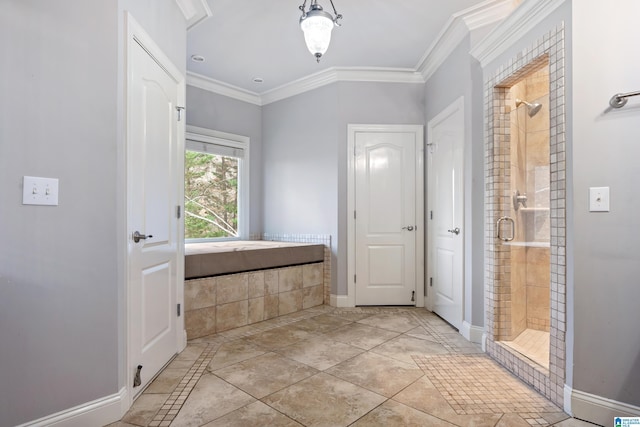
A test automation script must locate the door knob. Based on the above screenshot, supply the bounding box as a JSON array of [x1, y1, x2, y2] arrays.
[[402, 226, 415, 231], [447, 227, 460, 235], [132, 231, 153, 243]]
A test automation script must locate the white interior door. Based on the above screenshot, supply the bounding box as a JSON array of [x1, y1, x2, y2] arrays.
[[127, 16, 184, 398], [349, 125, 424, 306], [427, 98, 464, 329]]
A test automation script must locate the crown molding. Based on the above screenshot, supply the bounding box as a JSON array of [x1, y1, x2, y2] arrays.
[[470, 0, 566, 67], [186, 0, 521, 105], [175, 0, 213, 30], [260, 67, 424, 105], [187, 72, 262, 106], [416, 0, 515, 81]]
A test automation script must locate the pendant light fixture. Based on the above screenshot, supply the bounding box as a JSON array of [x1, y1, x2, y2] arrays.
[[299, 0, 342, 62]]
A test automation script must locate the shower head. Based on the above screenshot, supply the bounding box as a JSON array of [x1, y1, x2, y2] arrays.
[[515, 98, 543, 117]]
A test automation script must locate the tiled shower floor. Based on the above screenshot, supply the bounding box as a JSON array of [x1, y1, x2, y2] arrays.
[[109, 306, 590, 427], [502, 328, 550, 369]]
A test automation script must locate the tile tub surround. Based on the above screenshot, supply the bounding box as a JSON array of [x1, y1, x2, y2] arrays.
[[112, 306, 587, 427], [185, 263, 326, 338], [484, 24, 566, 406]]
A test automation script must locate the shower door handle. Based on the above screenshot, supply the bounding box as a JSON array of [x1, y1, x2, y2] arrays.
[[496, 216, 515, 242]]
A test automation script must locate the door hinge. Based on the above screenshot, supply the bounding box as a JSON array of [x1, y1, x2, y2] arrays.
[[176, 205, 181, 219], [176, 106, 185, 121], [430, 210, 433, 220], [354, 274, 356, 283], [354, 210, 356, 220], [429, 277, 433, 287], [177, 303, 181, 317]]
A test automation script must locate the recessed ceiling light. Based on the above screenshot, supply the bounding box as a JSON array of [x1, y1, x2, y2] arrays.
[[191, 55, 205, 62], [252, 77, 264, 83]]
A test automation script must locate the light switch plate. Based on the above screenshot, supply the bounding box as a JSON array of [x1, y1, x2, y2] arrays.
[[589, 186, 609, 212], [22, 176, 59, 206]]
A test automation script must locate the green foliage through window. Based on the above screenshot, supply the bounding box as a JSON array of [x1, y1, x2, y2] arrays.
[[184, 151, 238, 239]]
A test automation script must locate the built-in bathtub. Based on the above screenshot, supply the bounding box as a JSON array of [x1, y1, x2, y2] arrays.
[[184, 240, 329, 339]]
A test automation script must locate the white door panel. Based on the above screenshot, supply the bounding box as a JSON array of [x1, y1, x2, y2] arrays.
[[350, 126, 424, 306], [127, 17, 184, 398], [427, 98, 464, 329]]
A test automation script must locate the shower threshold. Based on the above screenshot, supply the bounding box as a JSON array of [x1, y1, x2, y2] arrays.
[[500, 328, 550, 370]]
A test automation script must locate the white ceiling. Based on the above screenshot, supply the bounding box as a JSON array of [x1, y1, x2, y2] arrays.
[[186, 0, 499, 94]]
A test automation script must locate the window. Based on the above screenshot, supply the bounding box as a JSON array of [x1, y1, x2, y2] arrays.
[[184, 126, 249, 241]]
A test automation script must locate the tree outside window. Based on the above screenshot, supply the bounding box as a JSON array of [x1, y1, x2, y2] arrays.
[[184, 150, 239, 239]]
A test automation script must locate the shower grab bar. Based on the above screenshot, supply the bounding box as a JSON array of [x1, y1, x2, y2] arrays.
[[496, 216, 515, 242], [609, 90, 640, 108]]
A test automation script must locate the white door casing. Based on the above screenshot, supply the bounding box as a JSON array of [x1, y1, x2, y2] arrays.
[[347, 124, 424, 307], [125, 14, 185, 401], [427, 97, 464, 329]]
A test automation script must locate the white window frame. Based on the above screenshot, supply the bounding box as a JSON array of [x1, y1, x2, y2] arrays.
[[184, 125, 250, 242]]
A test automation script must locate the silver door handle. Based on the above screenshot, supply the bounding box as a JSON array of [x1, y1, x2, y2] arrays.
[[133, 231, 153, 243], [447, 227, 460, 235], [402, 225, 415, 231], [496, 216, 514, 241]]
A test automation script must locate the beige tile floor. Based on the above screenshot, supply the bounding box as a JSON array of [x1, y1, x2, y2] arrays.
[[109, 306, 595, 427]]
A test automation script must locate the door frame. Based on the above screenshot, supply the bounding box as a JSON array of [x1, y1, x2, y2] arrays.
[[347, 124, 425, 308], [123, 12, 186, 407], [425, 97, 464, 325]]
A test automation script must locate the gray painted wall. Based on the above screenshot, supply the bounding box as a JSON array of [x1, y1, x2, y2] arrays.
[[571, 0, 640, 410], [262, 82, 425, 294], [423, 34, 486, 329], [262, 85, 340, 290], [0, 1, 185, 425], [186, 86, 263, 234]]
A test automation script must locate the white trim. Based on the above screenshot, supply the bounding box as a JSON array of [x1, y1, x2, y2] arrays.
[[347, 124, 425, 308], [175, 0, 213, 30], [481, 332, 488, 352], [460, 321, 484, 344], [330, 294, 351, 308], [15, 388, 127, 427], [470, 0, 566, 67], [564, 384, 573, 415], [184, 126, 251, 240], [571, 388, 640, 426], [416, 0, 514, 80], [261, 67, 424, 105], [187, 72, 262, 106], [188, 68, 423, 107]]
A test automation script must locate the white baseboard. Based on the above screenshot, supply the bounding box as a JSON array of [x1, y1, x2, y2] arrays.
[[564, 384, 572, 415], [460, 321, 484, 344], [16, 387, 128, 427], [330, 294, 351, 307], [571, 387, 640, 426], [481, 332, 487, 352]]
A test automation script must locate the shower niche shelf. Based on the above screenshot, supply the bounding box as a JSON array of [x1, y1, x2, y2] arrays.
[[517, 207, 550, 213], [504, 241, 550, 248]]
